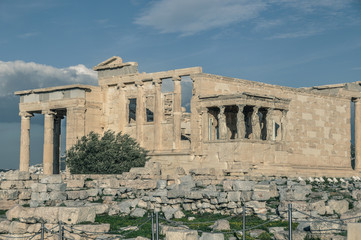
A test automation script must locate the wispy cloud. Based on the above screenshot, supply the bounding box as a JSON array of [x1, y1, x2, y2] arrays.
[[267, 28, 322, 39], [134, 0, 267, 36], [134, 0, 355, 38], [18, 32, 38, 39]]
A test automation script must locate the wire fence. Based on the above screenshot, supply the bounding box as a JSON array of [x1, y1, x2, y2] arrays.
[[0, 203, 360, 240]]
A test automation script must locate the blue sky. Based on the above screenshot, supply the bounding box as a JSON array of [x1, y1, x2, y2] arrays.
[[0, 0, 360, 169]]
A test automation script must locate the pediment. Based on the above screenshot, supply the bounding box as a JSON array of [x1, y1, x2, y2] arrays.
[[93, 56, 125, 71]]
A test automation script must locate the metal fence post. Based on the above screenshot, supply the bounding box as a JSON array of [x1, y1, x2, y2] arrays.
[[59, 221, 62, 240], [41, 222, 44, 240], [288, 203, 293, 240], [243, 205, 246, 240], [156, 211, 159, 240], [151, 212, 155, 240]]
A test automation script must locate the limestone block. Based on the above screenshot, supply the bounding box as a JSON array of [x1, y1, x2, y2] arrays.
[[85, 188, 100, 197], [240, 191, 252, 202], [162, 206, 177, 220], [47, 183, 66, 192], [90, 204, 109, 215], [341, 208, 361, 223], [98, 179, 120, 188], [247, 201, 266, 215], [108, 201, 132, 215], [130, 208, 147, 217], [168, 189, 185, 199], [0, 190, 19, 200], [66, 179, 85, 188], [222, 181, 233, 191], [66, 190, 88, 200], [4, 171, 30, 181], [232, 181, 255, 191], [137, 199, 148, 208], [348, 223, 361, 240], [202, 190, 219, 199], [165, 229, 198, 240], [31, 183, 47, 192], [210, 219, 230, 231], [252, 189, 271, 200], [0, 199, 16, 210], [185, 191, 203, 200], [227, 192, 241, 202], [200, 233, 224, 240], [31, 192, 50, 201], [40, 175, 62, 184], [34, 207, 59, 223], [103, 188, 118, 196], [58, 207, 96, 224], [0, 220, 10, 233], [157, 180, 167, 189], [0, 180, 24, 189], [308, 200, 326, 215], [352, 190, 361, 200], [174, 210, 185, 219], [27, 223, 41, 233], [19, 190, 31, 200], [49, 191, 67, 201], [123, 180, 157, 190], [9, 221, 28, 234], [327, 199, 349, 214], [249, 229, 267, 238]]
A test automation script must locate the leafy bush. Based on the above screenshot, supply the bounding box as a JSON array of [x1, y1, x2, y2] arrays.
[[66, 131, 149, 174]]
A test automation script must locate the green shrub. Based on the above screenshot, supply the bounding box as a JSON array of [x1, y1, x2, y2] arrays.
[[66, 131, 149, 174]]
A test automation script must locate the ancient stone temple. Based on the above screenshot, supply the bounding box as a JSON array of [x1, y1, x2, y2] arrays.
[[14, 56, 361, 176]]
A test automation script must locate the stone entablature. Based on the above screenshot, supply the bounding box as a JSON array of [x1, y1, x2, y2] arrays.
[[13, 56, 361, 177]]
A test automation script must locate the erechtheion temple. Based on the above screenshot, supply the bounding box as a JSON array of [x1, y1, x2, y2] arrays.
[[14, 57, 361, 177]]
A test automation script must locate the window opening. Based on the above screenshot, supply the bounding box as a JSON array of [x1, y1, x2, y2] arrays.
[[128, 98, 137, 123], [145, 96, 154, 122], [208, 107, 220, 140]]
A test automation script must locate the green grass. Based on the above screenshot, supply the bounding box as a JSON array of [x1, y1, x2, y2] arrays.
[[0, 210, 7, 216], [95, 211, 298, 239]]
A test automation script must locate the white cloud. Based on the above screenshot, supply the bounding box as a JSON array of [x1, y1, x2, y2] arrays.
[[134, 0, 354, 37], [0, 60, 97, 97], [267, 28, 322, 39], [135, 0, 267, 36]]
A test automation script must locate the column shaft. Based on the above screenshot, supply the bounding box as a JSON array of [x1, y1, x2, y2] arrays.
[[136, 83, 145, 146], [43, 111, 55, 175], [266, 109, 274, 140], [237, 105, 245, 139], [218, 106, 227, 140], [252, 107, 261, 139], [355, 100, 361, 170], [154, 80, 163, 150], [173, 77, 182, 150], [19, 112, 33, 172]]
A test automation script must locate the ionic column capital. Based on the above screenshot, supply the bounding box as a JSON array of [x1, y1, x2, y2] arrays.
[[172, 76, 181, 81], [19, 112, 33, 118], [42, 110, 57, 116]]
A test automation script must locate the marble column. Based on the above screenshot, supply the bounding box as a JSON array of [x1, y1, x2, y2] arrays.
[[136, 81, 145, 146], [218, 106, 227, 140], [43, 110, 56, 175], [237, 105, 245, 139], [19, 112, 33, 172], [266, 108, 274, 140], [355, 99, 361, 170], [154, 79, 163, 151], [281, 110, 288, 141], [173, 76, 182, 150], [251, 106, 261, 139], [118, 83, 127, 131]]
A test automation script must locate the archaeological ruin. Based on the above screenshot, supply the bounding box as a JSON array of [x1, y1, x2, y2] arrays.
[[14, 56, 361, 177]]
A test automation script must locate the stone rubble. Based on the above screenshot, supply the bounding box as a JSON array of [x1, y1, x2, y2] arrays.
[[1, 165, 361, 239]]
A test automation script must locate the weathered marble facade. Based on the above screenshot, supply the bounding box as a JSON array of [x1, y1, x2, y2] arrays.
[[14, 56, 361, 176]]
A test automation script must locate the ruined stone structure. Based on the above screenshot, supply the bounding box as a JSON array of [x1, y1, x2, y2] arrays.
[[14, 56, 361, 176]]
